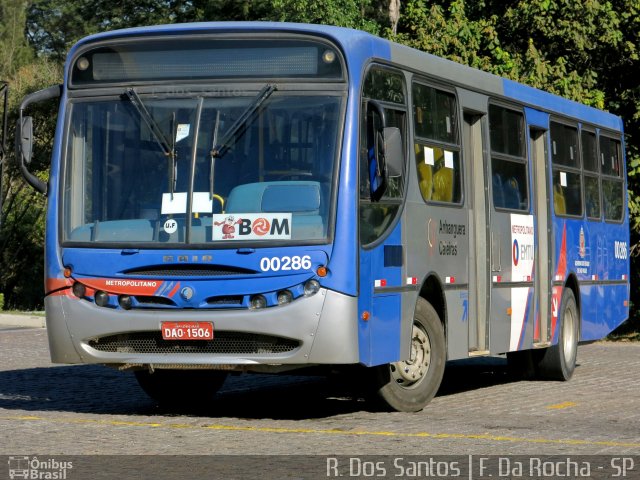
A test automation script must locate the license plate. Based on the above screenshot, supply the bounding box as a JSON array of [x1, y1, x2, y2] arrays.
[[161, 322, 214, 340]]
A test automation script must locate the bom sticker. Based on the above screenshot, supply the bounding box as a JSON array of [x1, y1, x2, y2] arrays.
[[211, 213, 292, 241], [252, 218, 271, 236]]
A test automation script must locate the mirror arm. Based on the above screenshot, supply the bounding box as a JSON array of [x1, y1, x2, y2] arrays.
[[367, 100, 387, 129], [17, 84, 62, 194]]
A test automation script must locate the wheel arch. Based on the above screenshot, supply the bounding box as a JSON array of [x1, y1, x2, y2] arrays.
[[418, 273, 447, 342]]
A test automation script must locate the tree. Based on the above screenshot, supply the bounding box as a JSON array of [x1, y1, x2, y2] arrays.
[[0, 0, 32, 76], [10, 0, 640, 326], [393, 0, 640, 329], [26, 0, 192, 61]]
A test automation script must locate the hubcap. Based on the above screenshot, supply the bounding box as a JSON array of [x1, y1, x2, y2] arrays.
[[562, 304, 576, 365], [390, 323, 431, 387]]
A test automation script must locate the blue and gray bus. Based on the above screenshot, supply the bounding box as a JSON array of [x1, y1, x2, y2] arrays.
[[17, 23, 630, 411]]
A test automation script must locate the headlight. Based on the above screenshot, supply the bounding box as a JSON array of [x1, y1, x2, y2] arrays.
[[94, 290, 109, 307], [118, 295, 133, 310], [72, 282, 86, 298], [249, 295, 267, 310], [277, 290, 293, 305], [304, 280, 320, 296]]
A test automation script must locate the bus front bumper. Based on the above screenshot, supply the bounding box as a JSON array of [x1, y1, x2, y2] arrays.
[[44, 288, 359, 368]]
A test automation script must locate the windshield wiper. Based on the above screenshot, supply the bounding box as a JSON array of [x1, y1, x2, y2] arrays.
[[124, 88, 178, 196], [209, 110, 220, 201], [210, 84, 277, 159]]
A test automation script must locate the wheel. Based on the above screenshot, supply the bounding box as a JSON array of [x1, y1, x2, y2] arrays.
[[134, 369, 228, 406], [370, 298, 446, 412], [537, 288, 579, 380]]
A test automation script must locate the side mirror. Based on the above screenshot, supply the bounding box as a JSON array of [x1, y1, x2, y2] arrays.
[[16, 84, 62, 195], [383, 126, 404, 177], [366, 101, 405, 201], [367, 100, 387, 202], [18, 116, 33, 165]]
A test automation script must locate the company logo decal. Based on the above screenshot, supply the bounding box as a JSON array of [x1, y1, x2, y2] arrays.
[[437, 219, 466, 256], [574, 226, 590, 275], [180, 286, 194, 301], [212, 213, 292, 241], [510, 214, 534, 282]]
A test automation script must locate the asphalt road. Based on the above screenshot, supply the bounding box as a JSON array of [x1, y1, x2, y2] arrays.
[[0, 321, 638, 478]]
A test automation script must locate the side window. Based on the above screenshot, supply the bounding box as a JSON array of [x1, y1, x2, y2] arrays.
[[412, 82, 461, 204], [600, 135, 624, 222], [359, 67, 407, 246], [550, 121, 582, 217], [489, 105, 528, 211], [582, 130, 601, 220]]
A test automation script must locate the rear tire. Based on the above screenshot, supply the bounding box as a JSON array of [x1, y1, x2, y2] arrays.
[[537, 288, 579, 380], [370, 298, 446, 412], [134, 369, 228, 406], [506, 349, 537, 380]]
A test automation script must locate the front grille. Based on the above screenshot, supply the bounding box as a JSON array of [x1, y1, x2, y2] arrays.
[[134, 296, 176, 307], [205, 295, 244, 306], [123, 264, 257, 277], [87, 331, 300, 355]]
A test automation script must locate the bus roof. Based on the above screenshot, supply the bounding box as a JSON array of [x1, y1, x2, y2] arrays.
[[66, 22, 623, 132]]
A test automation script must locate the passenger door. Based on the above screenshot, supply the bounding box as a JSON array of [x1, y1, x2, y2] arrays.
[[463, 111, 490, 355], [358, 66, 408, 366], [487, 104, 535, 353]]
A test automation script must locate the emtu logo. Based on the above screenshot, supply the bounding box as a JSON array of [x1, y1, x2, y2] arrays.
[[513, 239, 520, 266]]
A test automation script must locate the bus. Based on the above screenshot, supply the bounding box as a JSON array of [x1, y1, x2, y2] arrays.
[[16, 22, 630, 412]]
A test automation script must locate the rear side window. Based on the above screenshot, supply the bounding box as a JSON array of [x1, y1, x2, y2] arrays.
[[582, 130, 600, 220], [600, 135, 624, 222]]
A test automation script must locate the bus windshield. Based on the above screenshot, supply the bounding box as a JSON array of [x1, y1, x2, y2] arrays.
[[62, 91, 342, 245]]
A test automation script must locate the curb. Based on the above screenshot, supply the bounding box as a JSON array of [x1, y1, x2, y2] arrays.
[[0, 313, 46, 328]]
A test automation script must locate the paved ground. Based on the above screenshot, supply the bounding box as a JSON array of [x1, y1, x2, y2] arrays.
[[0, 317, 638, 462], [0, 316, 640, 454]]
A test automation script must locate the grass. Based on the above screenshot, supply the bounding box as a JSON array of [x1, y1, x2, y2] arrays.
[[606, 318, 640, 342]]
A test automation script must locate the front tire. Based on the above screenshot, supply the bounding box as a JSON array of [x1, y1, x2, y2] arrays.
[[134, 369, 228, 406], [371, 298, 446, 412]]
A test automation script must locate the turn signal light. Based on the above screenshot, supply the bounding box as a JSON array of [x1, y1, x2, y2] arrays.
[[316, 266, 328, 277]]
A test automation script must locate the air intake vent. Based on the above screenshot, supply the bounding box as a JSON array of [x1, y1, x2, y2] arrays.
[[134, 296, 176, 307], [123, 264, 257, 277], [205, 295, 244, 306], [87, 331, 299, 355]]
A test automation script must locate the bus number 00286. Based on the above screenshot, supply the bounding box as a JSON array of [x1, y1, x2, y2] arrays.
[[260, 255, 312, 272]]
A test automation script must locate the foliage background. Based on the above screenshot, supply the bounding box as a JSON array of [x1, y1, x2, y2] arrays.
[[0, 0, 637, 331]]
